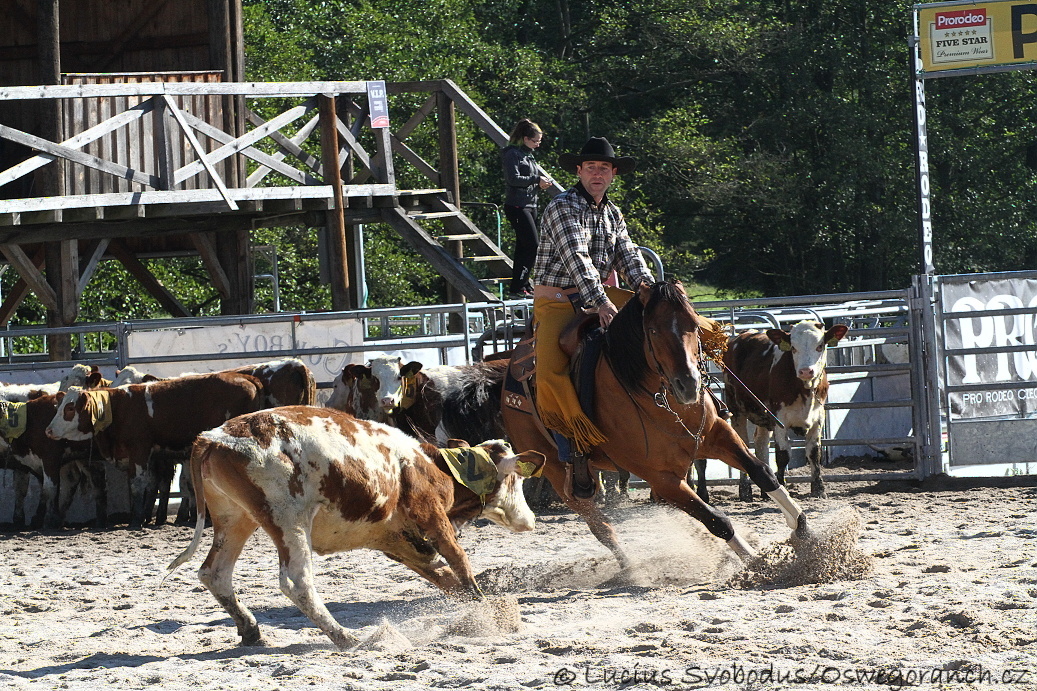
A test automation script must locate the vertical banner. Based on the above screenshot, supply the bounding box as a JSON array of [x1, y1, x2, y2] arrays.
[[912, 41, 935, 275], [366, 80, 390, 128]]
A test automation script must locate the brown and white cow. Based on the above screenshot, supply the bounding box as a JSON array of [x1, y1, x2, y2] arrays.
[[1, 363, 98, 527], [2, 394, 104, 529], [325, 363, 380, 420], [712, 320, 848, 500], [45, 372, 265, 527], [227, 358, 317, 408], [326, 357, 454, 440], [166, 406, 545, 649]]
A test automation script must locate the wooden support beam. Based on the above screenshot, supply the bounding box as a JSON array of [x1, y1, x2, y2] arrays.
[[396, 94, 437, 142], [245, 109, 321, 186], [0, 123, 163, 190], [0, 248, 45, 327], [390, 133, 439, 183], [153, 97, 175, 190], [78, 239, 110, 296], [440, 79, 509, 147], [180, 108, 321, 185], [215, 229, 253, 315], [190, 231, 232, 300], [162, 95, 238, 210], [437, 90, 460, 203], [0, 243, 58, 311], [0, 102, 152, 190], [171, 98, 311, 191], [56, 240, 79, 325], [379, 207, 495, 302], [108, 239, 192, 318], [319, 95, 353, 311]]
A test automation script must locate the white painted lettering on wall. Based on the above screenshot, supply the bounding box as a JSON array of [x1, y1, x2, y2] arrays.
[[951, 293, 1037, 384]]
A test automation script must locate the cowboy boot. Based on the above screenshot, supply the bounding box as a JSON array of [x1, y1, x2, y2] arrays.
[[570, 451, 596, 500]]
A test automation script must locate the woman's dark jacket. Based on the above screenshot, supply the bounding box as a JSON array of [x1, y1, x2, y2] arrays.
[[502, 145, 542, 208]]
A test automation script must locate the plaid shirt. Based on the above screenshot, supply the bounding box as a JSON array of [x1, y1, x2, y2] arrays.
[[532, 183, 655, 308]]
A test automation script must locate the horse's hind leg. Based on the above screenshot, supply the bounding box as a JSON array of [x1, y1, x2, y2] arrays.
[[541, 459, 631, 568], [646, 471, 754, 559]]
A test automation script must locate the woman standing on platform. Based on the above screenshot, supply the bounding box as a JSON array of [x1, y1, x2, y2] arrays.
[[502, 118, 552, 299]]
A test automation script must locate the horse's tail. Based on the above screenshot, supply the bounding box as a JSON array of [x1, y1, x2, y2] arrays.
[[440, 361, 509, 444]]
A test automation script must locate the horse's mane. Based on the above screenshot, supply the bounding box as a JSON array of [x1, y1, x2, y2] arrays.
[[605, 280, 696, 395]]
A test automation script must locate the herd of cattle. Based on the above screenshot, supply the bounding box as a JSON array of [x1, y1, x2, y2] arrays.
[[0, 355, 512, 531], [1, 319, 847, 536], [0, 321, 849, 649]]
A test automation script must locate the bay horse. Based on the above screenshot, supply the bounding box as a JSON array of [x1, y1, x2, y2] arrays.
[[501, 280, 812, 566]]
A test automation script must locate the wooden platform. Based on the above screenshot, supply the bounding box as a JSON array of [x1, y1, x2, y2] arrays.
[[0, 80, 528, 337]]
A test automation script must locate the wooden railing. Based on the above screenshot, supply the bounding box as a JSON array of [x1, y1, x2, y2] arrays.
[[0, 80, 396, 216], [0, 78, 523, 217]]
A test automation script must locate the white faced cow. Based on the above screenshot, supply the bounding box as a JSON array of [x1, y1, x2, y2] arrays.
[[326, 356, 458, 441], [166, 406, 545, 649], [718, 321, 848, 500], [45, 372, 265, 527]]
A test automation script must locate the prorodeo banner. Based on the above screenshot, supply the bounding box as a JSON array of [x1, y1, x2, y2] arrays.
[[917, 0, 1037, 74]]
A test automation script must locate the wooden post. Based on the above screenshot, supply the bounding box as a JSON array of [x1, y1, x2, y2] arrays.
[[319, 94, 353, 311], [341, 97, 365, 308], [436, 87, 461, 205], [38, 0, 75, 360], [437, 87, 464, 331]]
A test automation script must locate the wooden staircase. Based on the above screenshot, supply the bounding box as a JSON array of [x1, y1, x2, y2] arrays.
[[381, 189, 513, 302]]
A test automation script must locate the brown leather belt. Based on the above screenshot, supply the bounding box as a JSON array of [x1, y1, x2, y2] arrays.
[[533, 285, 581, 301]]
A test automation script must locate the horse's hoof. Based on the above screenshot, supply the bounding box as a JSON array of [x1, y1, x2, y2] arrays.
[[811, 482, 827, 499], [793, 513, 815, 540]]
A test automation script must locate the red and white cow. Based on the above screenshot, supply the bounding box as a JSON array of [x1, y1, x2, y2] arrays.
[[228, 358, 317, 408], [1, 363, 97, 527], [719, 321, 848, 500], [45, 372, 265, 527], [2, 394, 103, 529], [166, 406, 545, 649], [327, 357, 455, 440], [325, 363, 381, 420]]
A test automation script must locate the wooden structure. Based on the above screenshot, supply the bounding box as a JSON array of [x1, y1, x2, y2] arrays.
[[0, 1, 516, 360]]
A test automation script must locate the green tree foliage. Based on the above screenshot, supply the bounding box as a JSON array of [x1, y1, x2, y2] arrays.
[[8, 0, 1036, 327]]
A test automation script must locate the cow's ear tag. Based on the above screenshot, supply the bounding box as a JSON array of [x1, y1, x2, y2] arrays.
[[516, 459, 542, 478], [826, 337, 841, 348], [359, 377, 373, 390], [778, 340, 792, 352], [400, 374, 418, 409]]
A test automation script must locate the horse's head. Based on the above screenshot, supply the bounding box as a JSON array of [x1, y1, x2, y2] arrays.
[[609, 279, 706, 405]]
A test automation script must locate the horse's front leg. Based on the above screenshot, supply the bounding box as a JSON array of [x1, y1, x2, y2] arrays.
[[642, 469, 754, 559], [704, 420, 811, 538]]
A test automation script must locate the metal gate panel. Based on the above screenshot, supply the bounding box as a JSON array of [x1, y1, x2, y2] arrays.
[[937, 270, 1037, 472]]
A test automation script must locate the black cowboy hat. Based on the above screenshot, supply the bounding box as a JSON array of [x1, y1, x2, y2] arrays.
[[557, 137, 636, 175]]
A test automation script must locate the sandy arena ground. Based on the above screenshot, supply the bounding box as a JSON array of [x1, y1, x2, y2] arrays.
[[2, 473, 1036, 691]]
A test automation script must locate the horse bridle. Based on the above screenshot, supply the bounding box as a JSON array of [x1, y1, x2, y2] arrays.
[[642, 308, 710, 447], [644, 307, 785, 431], [600, 298, 711, 462]]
